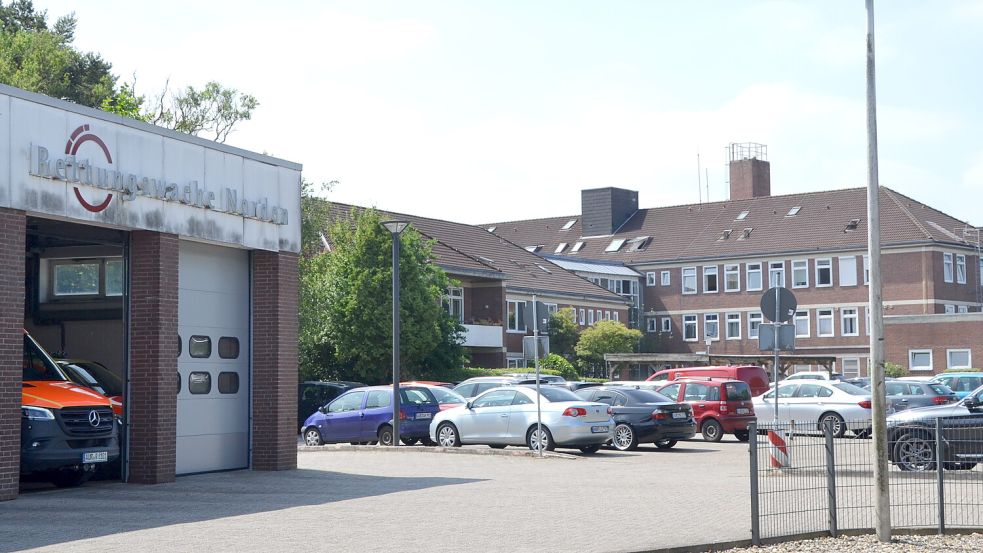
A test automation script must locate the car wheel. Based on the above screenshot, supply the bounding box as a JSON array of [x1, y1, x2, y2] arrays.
[[655, 439, 677, 449], [734, 430, 750, 442], [701, 419, 723, 442], [527, 426, 555, 452], [612, 423, 639, 451], [400, 437, 419, 446], [489, 444, 507, 449], [818, 412, 846, 438], [378, 425, 394, 446], [50, 468, 92, 488], [436, 423, 461, 447], [893, 432, 936, 472], [303, 427, 323, 446]]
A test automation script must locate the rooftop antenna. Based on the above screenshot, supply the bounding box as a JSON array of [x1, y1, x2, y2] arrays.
[[697, 151, 703, 204]]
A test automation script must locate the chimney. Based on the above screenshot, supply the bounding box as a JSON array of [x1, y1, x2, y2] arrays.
[[728, 142, 770, 200], [581, 187, 638, 236]]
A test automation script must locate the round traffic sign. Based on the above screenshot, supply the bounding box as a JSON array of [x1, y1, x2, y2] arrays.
[[760, 287, 797, 323]]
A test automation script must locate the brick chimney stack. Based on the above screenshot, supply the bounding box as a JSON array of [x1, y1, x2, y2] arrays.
[[728, 143, 770, 200]]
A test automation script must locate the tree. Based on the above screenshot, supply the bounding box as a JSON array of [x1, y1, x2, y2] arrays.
[[546, 307, 579, 358], [883, 362, 907, 378], [143, 80, 259, 143], [575, 320, 642, 375], [540, 353, 578, 380]]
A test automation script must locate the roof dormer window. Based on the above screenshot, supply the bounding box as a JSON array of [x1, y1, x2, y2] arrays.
[[561, 219, 577, 230], [554, 243, 567, 253], [605, 238, 626, 252], [736, 210, 750, 221]]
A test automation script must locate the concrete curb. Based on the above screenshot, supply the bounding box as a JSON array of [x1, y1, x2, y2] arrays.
[[297, 443, 580, 460]]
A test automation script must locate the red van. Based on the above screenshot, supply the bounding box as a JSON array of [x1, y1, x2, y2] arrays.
[[646, 365, 770, 397]]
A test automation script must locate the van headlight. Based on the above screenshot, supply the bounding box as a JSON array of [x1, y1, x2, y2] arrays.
[[22, 406, 55, 420]]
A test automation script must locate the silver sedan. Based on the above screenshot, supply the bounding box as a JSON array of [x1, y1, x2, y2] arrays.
[[752, 380, 874, 438], [429, 385, 614, 453]]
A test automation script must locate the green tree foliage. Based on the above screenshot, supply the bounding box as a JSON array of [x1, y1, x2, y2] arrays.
[[143, 80, 259, 143], [539, 353, 578, 380], [883, 362, 907, 378], [546, 307, 579, 358], [575, 320, 642, 373]]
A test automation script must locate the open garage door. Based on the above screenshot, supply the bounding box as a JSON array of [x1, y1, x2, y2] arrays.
[[177, 241, 250, 474]]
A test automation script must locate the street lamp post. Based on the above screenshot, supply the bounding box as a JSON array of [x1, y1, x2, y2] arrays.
[[381, 220, 409, 446]]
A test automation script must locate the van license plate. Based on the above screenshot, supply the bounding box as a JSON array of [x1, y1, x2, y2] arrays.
[[591, 426, 608, 433], [672, 412, 686, 419], [415, 413, 432, 420], [82, 452, 108, 463]]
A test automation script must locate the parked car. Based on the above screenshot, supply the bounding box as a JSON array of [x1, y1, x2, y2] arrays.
[[845, 377, 871, 389], [646, 365, 770, 396], [551, 381, 604, 392], [406, 383, 467, 411], [430, 385, 614, 453], [604, 380, 664, 392], [503, 373, 567, 383], [656, 379, 755, 442], [298, 381, 366, 431], [574, 386, 694, 450], [301, 385, 440, 447], [403, 380, 454, 388], [56, 359, 124, 416], [885, 380, 958, 412], [752, 381, 873, 438], [887, 384, 983, 471], [452, 377, 523, 400], [931, 373, 983, 400], [784, 371, 845, 382]]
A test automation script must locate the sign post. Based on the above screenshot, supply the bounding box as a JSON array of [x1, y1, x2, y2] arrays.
[[532, 295, 543, 458], [760, 286, 797, 420]]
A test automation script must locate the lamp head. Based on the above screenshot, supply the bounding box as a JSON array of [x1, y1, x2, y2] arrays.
[[381, 220, 409, 234]]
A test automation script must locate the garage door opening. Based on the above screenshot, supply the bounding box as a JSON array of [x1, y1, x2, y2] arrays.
[[24, 217, 127, 486]]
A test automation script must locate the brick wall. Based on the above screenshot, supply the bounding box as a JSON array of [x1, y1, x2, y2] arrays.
[[0, 209, 25, 501], [252, 251, 299, 471], [885, 314, 983, 374], [127, 231, 179, 484]]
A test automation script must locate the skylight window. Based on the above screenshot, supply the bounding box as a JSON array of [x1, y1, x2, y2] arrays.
[[845, 219, 861, 232], [561, 219, 577, 230], [554, 243, 567, 253], [737, 227, 754, 240], [525, 245, 542, 253], [477, 256, 495, 264], [536, 264, 552, 274], [736, 210, 750, 221], [605, 238, 626, 252], [487, 226, 497, 233], [718, 229, 733, 241], [626, 236, 651, 252], [786, 206, 801, 217], [571, 241, 585, 253]]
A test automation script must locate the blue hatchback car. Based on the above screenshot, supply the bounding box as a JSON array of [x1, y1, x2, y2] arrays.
[[302, 385, 440, 447]]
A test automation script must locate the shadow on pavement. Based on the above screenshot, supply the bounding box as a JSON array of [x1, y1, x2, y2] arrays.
[[0, 469, 484, 552]]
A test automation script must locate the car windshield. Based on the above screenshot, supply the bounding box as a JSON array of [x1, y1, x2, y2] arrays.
[[428, 386, 464, 404], [524, 386, 580, 402], [831, 382, 869, 396], [23, 335, 68, 382], [63, 361, 123, 397]]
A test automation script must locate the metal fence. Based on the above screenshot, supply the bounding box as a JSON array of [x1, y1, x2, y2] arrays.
[[749, 415, 983, 544]]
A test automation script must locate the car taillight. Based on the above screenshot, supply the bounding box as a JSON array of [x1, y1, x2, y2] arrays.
[[399, 410, 407, 421], [858, 400, 872, 409], [720, 403, 729, 413], [651, 409, 668, 420], [933, 396, 953, 405], [562, 407, 587, 417]]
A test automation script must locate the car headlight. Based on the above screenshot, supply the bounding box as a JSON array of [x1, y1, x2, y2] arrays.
[[22, 406, 55, 420]]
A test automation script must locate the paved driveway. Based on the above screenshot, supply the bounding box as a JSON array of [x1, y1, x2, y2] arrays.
[[0, 439, 752, 553]]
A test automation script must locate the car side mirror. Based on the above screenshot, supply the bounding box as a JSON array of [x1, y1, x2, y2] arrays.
[[318, 406, 327, 414], [965, 398, 982, 410], [466, 401, 473, 410]]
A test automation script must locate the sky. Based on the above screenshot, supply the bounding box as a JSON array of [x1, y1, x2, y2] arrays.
[[36, 0, 983, 227]]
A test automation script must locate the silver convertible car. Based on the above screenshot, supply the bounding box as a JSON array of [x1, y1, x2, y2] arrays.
[[429, 385, 614, 453]]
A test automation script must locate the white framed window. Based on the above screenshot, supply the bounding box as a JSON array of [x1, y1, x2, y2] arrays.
[[839, 256, 858, 287], [554, 243, 567, 254], [661, 317, 672, 333], [604, 310, 611, 320], [596, 309, 602, 323], [704, 313, 719, 341], [661, 270, 670, 287], [445, 287, 464, 322], [956, 254, 967, 284], [947, 349, 972, 369], [841, 358, 860, 378], [815, 258, 832, 287], [506, 358, 526, 369], [646, 272, 657, 286], [613, 311, 620, 322], [768, 261, 785, 288], [571, 241, 585, 253], [703, 266, 719, 293], [748, 312, 762, 339], [726, 313, 741, 340], [794, 310, 810, 338], [746, 263, 763, 291], [817, 309, 834, 337], [682, 267, 697, 294], [945, 304, 956, 314], [507, 300, 526, 332], [646, 318, 658, 332], [841, 307, 859, 336], [943, 252, 954, 283], [588, 309, 595, 325], [579, 308, 586, 325], [863, 255, 870, 285], [865, 307, 871, 336], [724, 264, 740, 292], [791, 260, 808, 288], [683, 315, 698, 341], [909, 349, 933, 372], [958, 305, 969, 314]]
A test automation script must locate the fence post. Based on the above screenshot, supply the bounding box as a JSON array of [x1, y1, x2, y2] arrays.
[[936, 417, 945, 535], [824, 419, 838, 538], [750, 421, 760, 546]]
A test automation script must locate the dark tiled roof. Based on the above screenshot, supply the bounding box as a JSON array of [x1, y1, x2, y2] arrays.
[[325, 202, 627, 304], [485, 187, 977, 265]]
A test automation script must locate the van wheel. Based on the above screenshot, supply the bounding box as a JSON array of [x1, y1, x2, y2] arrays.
[[50, 468, 92, 488]]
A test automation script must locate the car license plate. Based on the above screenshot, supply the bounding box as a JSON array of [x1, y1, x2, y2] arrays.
[[415, 412, 432, 420], [737, 408, 749, 415], [591, 426, 608, 433], [82, 451, 108, 463], [672, 412, 686, 419]]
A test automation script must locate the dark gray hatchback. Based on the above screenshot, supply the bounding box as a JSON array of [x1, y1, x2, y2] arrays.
[[575, 386, 695, 451]]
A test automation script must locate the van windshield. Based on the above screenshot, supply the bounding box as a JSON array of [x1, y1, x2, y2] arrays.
[[23, 335, 69, 382]]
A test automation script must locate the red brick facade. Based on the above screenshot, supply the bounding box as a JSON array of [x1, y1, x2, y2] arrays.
[[127, 231, 179, 484], [251, 251, 299, 471], [0, 209, 25, 501], [885, 314, 983, 374]]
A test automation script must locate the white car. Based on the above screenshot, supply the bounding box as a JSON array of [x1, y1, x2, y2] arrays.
[[753, 380, 874, 438], [429, 385, 614, 453], [783, 371, 844, 381]]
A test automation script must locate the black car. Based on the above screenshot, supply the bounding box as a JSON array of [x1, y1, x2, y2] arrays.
[[550, 381, 603, 392], [575, 386, 695, 451], [298, 381, 365, 431], [887, 384, 983, 471]]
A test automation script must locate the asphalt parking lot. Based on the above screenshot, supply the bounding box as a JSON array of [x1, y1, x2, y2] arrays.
[[1, 438, 752, 553]]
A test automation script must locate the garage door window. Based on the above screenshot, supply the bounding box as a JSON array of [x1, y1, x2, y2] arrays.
[[189, 371, 211, 394], [53, 261, 100, 296], [177, 335, 182, 357], [218, 337, 239, 359], [105, 259, 124, 296], [218, 372, 239, 394], [189, 336, 211, 358]]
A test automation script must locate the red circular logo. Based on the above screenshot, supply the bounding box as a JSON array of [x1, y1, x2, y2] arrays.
[[66, 124, 114, 213]]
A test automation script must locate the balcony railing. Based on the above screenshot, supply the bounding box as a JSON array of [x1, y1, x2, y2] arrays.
[[462, 323, 504, 348]]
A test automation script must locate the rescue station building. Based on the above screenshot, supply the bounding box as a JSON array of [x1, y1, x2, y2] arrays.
[[0, 84, 301, 500]]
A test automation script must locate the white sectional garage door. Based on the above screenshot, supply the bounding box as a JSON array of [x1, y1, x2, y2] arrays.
[[177, 240, 250, 474]]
